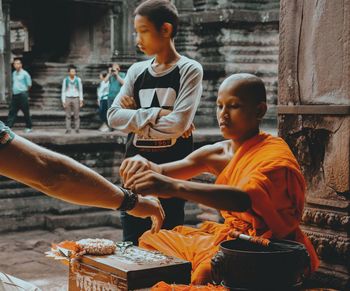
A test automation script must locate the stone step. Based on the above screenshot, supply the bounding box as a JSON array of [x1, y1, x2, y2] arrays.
[[0, 194, 102, 217], [0, 209, 120, 233], [0, 187, 40, 199], [193, 0, 279, 11], [0, 179, 27, 189], [0, 109, 101, 129], [0, 203, 202, 233], [219, 47, 279, 55]]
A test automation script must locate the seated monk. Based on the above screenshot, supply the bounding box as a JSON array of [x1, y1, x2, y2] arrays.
[[120, 73, 320, 285]]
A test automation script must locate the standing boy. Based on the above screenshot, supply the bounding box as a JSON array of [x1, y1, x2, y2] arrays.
[[61, 65, 83, 134], [107, 0, 203, 245], [7, 58, 33, 132]]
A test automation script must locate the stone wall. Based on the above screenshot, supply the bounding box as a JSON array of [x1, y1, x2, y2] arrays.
[[278, 0, 350, 289], [175, 0, 279, 128]]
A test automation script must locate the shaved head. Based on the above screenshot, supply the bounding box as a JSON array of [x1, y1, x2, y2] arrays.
[[219, 73, 266, 104]]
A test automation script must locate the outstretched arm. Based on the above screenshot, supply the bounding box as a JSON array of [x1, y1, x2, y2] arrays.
[[121, 141, 232, 185], [120, 141, 248, 212], [0, 134, 165, 232], [126, 170, 251, 212]]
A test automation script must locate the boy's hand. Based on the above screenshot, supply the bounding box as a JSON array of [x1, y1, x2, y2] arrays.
[[120, 95, 137, 109], [62, 102, 66, 109], [80, 100, 83, 107], [158, 109, 172, 117], [182, 123, 195, 138], [127, 196, 165, 233]]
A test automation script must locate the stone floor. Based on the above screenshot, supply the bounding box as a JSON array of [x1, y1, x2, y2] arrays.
[[0, 227, 340, 291], [0, 227, 123, 290]]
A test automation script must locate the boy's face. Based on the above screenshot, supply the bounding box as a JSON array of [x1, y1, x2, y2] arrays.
[[69, 69, 76, 77], [216, 85, 263, 141], [134, 14, 166, 56], [14, 60, 22, 70]]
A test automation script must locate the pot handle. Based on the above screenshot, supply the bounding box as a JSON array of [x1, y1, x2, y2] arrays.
[[211, 250, 225, 285]]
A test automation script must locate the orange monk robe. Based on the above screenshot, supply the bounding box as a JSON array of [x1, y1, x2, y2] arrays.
[[140, 132, 320, 285]]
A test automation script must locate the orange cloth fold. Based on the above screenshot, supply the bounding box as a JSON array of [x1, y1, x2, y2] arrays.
[[140, 132, 319, 285], [151, 281, 228, 290]]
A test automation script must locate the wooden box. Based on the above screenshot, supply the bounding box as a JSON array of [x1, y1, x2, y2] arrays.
[[67, 246, 191, 291]]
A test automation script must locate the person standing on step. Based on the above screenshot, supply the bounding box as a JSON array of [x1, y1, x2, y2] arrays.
[[107, 63, 125, 109], [61, 65, 83, 134], [7, 58, 33, 133], [107, 0, 203, 245], [97, 71, 110, 132]]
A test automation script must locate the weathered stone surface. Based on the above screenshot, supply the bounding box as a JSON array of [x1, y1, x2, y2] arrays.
[[279, 0, 350, 105], [176, 2, 279, 128], [279, 115, 350, 209], [279, 0, 350, 288]]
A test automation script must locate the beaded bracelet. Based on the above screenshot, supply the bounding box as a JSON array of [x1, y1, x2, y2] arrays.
[[117, 187, 139, 211]]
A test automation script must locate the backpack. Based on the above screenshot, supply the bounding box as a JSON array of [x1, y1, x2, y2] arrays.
[[65, 76, 80, 91]]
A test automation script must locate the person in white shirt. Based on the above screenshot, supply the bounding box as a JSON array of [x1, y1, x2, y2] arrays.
[[97, 71, 110, 132], [61, 65, 83, 134]]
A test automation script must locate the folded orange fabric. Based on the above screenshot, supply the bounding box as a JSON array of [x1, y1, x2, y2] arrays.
[[151, 281, 228, 290]]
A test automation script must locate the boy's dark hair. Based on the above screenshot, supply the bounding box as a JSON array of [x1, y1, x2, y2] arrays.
[[68, 65, 77, 72], [134, 0, 179, 38], [100, 71, 108, 78], [13, 57, 22, 63]]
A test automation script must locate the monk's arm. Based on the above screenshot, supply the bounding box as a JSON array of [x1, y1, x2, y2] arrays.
[[129, 170, 251, 212], [174, 179, 251, 212], [122, 143, 224, 187]]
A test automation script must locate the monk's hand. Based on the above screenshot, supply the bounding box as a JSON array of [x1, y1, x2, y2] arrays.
[[127, 170, 175, 199], [120, 95, 137, 109], [182, 123, 195, 138], [121, 155, 151, 186], [127, 196, 165, 233], [121, 155, 161, 187]]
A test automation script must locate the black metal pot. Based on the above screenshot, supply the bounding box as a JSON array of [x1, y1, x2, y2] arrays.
[[211, 239, 310, 290]]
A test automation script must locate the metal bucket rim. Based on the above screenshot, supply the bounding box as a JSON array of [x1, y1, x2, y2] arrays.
[[220, 280, 304, 290], [219, 239, 304, 254]]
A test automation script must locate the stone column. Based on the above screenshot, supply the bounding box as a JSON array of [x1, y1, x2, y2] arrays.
[[278, 0, 350, 289], [0, 0, 5, 102], [174, 0, 194, 12], [0, 0, 11, 103], [111, 0, 138, 62], [183, 1, 279, 128]]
